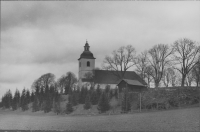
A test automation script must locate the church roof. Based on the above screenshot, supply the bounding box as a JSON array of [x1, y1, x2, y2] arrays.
[[78, 51, 95, 60], [93, 70, 147, 85], [78, 41, 96, 60], [118, 79, 145, 86]]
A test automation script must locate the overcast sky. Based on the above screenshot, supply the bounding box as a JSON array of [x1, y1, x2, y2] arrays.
[[1, 1, 200, 98]]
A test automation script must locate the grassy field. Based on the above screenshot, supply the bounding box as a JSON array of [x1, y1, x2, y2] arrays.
[[0, 107, 199, 131]]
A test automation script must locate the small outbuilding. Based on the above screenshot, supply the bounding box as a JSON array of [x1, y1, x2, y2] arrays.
[[117, 79, 148, 112], [117, 79, 147, 93]]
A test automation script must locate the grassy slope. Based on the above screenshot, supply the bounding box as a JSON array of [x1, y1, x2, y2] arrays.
[[0, 107, 199, 131]]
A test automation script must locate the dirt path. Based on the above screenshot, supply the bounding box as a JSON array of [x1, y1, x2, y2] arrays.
[[0, 107, 199, 131]]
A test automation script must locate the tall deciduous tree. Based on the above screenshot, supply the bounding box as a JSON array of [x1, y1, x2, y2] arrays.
[[191, 57, 200, 87], [185, 71, 194, 86], [57, 72, 77, 95], [145, 65, 153, 87], [162, 69, 170, 87], [135, 51, 149, 80], [148, 44, 173, 88], [103, 45, 137, 79], [163, 67, 178, 87], [32, 73, 55, 93], [162, 67, 178, 87], [172, 38, 200, 86], [32, 73, 56, 111], [135, 51, 152, 87]]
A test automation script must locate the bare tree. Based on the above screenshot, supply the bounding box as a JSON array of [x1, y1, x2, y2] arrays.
[[135, 51, 149, 80], [185, 71, 194, 86], [172, 38, 200, 86], [191, 57, 200, 87], [135, 51, 152, 87], [145, 65, 153, 87], [102, 45, 137, 79], [162, 67, 178, 87], [147, 44, 173, 88], [162, 69, 170, 87], [169, 68, 178, 87]]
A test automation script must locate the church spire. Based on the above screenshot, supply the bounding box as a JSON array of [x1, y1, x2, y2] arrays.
[[78, 40, 95, 60], [84, 40, 90, 51]]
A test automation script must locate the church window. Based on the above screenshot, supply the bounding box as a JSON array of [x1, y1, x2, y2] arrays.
[[87, 61, 90, 67], [79, 62, 81, 67]]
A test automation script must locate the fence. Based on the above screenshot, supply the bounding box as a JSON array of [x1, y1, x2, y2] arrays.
[[138, 86, 200, 110]]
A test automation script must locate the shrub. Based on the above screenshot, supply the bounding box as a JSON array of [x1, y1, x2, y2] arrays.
[[53, 92, 61, 114], [66, 102, 73, 114], [32, 96, 40, 112], [53, 102, 61, 115]]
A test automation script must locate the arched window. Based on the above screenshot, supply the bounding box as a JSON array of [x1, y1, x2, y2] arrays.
[[79, 62, 81, 67], [87, 61, 90, 67]]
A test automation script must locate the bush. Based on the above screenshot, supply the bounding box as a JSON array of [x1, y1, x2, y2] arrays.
[[168, 96, 179, 107], [53, 92, 61, 114], [32, 96, 40, 112], [66, 102, 73, 114], [53, 102, 61, 115]]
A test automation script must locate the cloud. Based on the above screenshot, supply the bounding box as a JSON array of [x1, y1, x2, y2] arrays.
[[1, 1, 200, 98]]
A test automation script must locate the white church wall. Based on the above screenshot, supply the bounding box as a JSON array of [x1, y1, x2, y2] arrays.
[[78, 81, 118, 90], [78, 58, 95, 79], [94, 84, 117, 89]]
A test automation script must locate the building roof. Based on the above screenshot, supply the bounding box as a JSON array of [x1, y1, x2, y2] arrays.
[[78, 41, 96, 60], [118, 79, 145, 87], [78, 51, 95, 60], [93, 70, 147, 85]]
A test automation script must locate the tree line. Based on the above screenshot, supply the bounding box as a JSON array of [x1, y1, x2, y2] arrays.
[[103, 38, 200, 87], [0, 72, 118, 114], [0, 88, 33, 111]]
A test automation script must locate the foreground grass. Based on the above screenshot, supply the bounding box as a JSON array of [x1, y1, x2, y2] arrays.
[[0, 107, 199, 131]]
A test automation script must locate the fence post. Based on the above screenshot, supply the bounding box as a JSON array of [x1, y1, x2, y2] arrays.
[[140, 92, 141, 112]]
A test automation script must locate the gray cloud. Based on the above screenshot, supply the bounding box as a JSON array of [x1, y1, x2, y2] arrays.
[[1, 2, 115, 31], [1, 1, 200, 97]]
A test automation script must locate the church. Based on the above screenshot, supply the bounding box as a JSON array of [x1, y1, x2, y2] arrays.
[[78, 41, 147, 89]]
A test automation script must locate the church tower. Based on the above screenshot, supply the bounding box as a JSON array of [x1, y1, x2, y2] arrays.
[[78, 41, 95, 87]]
